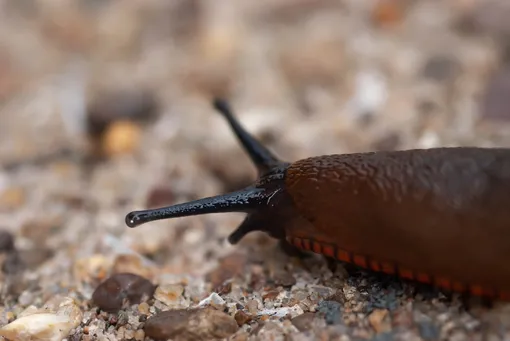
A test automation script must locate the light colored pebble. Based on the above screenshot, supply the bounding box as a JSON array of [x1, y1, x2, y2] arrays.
[[134, 329, 145, 341], [18, 291, 35, 306], [0, 313, 75, 341], [198, 292, 226, 310], [154, 284, 185, 307], [257, 305, 304, 319], [138, 302, 150, 315]]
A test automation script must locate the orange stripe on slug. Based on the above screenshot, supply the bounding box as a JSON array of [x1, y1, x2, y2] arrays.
[[380, 262, 396, 275], [369, 260, 381, 272], [397, 267, 414, 280], [312, 241, 322, 254], [302, 239, 311, 251], [470, 285, 484, 297], [321, 244, 335, 258], [482, 287, 496, 298], [336, 249, 351, 263], [451, 282, 465, 293], [352, 255, 368, 268], [434, 277, 452, 291], [415, 273, 431, 284], [498, 291, 510, 301]]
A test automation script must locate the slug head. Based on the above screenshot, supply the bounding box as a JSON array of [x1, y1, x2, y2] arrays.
[[125, 99, 294, 244]]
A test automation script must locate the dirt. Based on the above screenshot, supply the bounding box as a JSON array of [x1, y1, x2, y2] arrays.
[[1, 0, 510, 340]]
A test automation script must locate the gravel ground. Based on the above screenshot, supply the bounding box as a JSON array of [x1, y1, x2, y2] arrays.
[[1, 1, 510, 340]]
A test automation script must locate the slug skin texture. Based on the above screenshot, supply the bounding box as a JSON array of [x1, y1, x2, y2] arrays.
[[285, 150, 510, 298]]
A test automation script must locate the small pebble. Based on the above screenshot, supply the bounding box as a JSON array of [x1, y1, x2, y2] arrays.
[[369, 309, 390, 333], [112, 254, 152, 278], [18, 290, 35, 306], [198, 292, 226, 310], [263, 290, 280, 301], [92, 273, 155, 313], [291, 312, 316, 332], [108, 314, 118, 325], [134, 329, 145, 341], [215, 281, 232, 295], [138, 302, 150, 315], [117, 325, 135, 339], [154, 284, 185, 307], [101, 120, 142, 157], [317, 301, 343, 325], [0, 187, 25, 210], [0, 313, 75, 341], [116, 311, 129, 327], [234, 310, 252, 326], [257, 305, 304, 319], [246, 299, 259, 314], [144, 307, 238, 340]]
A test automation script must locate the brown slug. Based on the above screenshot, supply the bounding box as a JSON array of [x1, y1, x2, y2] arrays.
[[126, 99, 510, 301]]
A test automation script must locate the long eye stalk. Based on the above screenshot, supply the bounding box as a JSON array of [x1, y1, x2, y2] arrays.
[[212, 99, 284, 175], [126, 187, 269, 228]]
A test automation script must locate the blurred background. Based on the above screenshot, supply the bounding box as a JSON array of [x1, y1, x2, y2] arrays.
[[1, 0, 510, 338]]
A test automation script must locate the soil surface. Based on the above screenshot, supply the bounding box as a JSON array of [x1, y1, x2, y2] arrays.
[[1, 1, 510, 340]]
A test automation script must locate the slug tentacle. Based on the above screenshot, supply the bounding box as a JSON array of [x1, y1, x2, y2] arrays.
[[227, 213, 268, 244], [212, 98, 287, 175], [126, 187, 268, 228]]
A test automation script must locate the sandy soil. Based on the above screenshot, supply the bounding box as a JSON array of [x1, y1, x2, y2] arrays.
[[1, 1, 510, 340]]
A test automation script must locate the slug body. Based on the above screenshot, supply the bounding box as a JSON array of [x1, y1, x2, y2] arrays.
[[126, 99, 510, 300]]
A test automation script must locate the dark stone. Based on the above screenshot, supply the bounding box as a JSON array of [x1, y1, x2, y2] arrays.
[[144, 307, 238, 341], [422, 55, 460, 82], [0, 230, 15, 253], [86, 90, 159, 138], [92, 273, 155, 313], [2, 251, 25, 275]]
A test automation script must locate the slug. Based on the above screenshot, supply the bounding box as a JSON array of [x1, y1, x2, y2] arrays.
[[126, 99, 510, 300]]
